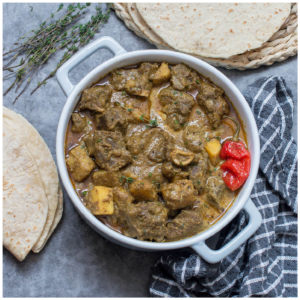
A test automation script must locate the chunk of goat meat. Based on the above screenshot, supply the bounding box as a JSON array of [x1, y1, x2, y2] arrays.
[[110, 187, 134, 226], [71, 113, 87, 133], [167, 210, 203, 240], [206, 176, 227, 211], [171, 63, 200, 91], [162, 180, 197, 210], [188, 160, 208, 194], [127, 128, 167, 163], [92, 170, 121, 188], [183, 125, 206, 153], [78, 85, 112, 113], [158, 86, 194, 130], [84, 130, 132, 171], [170, 148, 195, 166], [197, 81, 229, 128], [95, 106, 130, 132], [124, 201, 168, 242]]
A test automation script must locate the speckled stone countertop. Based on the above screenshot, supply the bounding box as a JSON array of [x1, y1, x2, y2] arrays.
[[3, 3, 297, 297]]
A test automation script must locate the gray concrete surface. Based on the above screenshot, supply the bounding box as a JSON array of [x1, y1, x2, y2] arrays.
[[3, 3, 298, 297]]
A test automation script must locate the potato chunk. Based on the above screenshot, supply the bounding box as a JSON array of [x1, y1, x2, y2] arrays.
[[153, 62, 171, 85], [88, 186, 114, 215], [205, 139, 222, 166], [129, 180, 158, 202], [66, 144, 95, 182]]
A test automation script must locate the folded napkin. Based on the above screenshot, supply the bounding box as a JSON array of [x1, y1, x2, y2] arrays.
[[150, 76, 298, 297]]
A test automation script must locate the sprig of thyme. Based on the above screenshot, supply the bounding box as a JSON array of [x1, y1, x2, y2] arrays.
[[3, 3, 112, 104]]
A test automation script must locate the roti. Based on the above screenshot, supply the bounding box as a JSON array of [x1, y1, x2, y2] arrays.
[[3, 125, 48, 261], [127, 3, 168, 47], [3, 107, 61, 253], [136, 3, 291, 58]]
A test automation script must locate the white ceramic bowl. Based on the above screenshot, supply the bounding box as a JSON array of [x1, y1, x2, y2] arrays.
[[56, 36, 262, 263]]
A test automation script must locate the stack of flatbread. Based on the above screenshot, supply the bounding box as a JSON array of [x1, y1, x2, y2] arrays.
[[3, 107, 63, 261], [116, 3, 292, 61]]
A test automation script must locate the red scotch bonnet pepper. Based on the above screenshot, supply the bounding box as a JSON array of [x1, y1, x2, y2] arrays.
[[220, 117, 251, 191]]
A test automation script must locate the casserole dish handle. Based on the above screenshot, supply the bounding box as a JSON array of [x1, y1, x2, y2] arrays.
[[192, 198, 262, 264], [56, 36, 127, 96]]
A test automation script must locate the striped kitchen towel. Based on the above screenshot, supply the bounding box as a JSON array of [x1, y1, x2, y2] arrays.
[[150, 76, 298, 297]]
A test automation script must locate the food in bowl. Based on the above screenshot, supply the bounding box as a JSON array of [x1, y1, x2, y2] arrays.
[[65, 62, 251, 242]]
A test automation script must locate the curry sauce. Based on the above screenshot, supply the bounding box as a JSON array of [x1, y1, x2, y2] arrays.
[[65, 62, 247, 242]]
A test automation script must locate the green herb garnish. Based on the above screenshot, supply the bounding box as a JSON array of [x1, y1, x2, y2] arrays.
[[149, 173, 152, 178], [197, 180, 201, 185], [116, 72, 123, 75], [196, 110, 201, 115], [140, 114, 145, 122], [127, 108, 133, 112], [206, 138, 210, 141], [97, 139, 101, 142], [173, 91, 178, 95], [174, 120, 179, 125], [81, 145, 85, 148], [133, 156, 137, 159], [196, 80, 200, 84], [216, 136, 221, 141], [82, 191, 87, 197], [174, 101, 178, 104], [121, 91, 126, 96], [120, 175, 134, 184]]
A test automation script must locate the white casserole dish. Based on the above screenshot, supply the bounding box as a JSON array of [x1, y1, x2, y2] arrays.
[[56, 36, 262, 263]]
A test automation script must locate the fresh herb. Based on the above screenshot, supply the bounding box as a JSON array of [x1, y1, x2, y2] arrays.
[[121, 91, 126, 96], [196, 110, 201, 115], [180, 161, 183, 166], [181, 224, 185, 228], [88, 121, 91, 125], [120, 175, 134, 184], [149, 172, 152, 178], [3, 3, 112, 104], [133, 156, 137, 159], [149, 117, 158, 127], [143, 230, 146, 234], [206, 138, 210, 141], [140, 114, 145, 122], [216, 136, 221, 141], [174, 120, 179, 125], [185, 142, 188, 145], [209, 170, 212, 175], [196, 80, 200, 84], [174, 101, 178, 104], [199, 142, 202, 145], [82, 191, 87, 197], [81, 145, 85, 148], [173, 91, 178, 95], [186, 85, 189, 89], [116, 72, 123, 75], [214, 168, 217, 171], [180, 93, 183, 96], [204, 204, 209, 208], [197, 180, 201, 185], [97, 139, 101, 142], [140, 182, 144, 185], [127, 108, 133, 112]]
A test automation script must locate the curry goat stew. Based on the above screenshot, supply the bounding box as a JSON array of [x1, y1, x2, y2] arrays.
[[65, 62, 247, 242]]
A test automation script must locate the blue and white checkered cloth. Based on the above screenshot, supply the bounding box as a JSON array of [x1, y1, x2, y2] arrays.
[[150, 76, 298, 297]]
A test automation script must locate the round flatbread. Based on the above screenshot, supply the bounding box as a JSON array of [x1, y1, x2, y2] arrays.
[[3, 107, 60, 253], [3, 125, 48, 261], [136, 3, 291, 58], [127, 3, 168, 47]]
